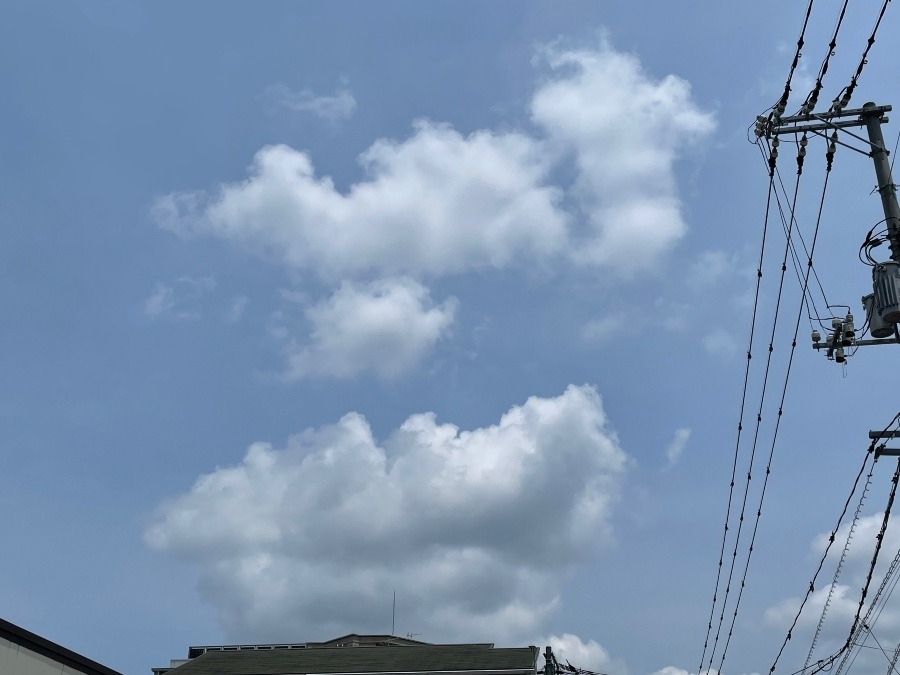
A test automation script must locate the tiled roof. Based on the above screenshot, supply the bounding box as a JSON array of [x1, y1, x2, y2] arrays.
[[168, 644, 539, 675]]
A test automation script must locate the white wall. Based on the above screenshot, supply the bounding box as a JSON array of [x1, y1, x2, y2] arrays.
[[0, 635, 88, 675]]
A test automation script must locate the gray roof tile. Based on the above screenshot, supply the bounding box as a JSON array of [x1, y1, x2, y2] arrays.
[[168, 644, 539, 675]]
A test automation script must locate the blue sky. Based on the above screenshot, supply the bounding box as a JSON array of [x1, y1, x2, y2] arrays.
[[4, 3, 900, 675]]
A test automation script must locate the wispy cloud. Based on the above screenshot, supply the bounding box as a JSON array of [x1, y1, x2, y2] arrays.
[[144, 276, 216, 320], [664, 427, 691, 468], [262, 83, 356, 123], [227, 295, 249, 323], [581, 314, 626, 343], [702, 328, 738, 359]]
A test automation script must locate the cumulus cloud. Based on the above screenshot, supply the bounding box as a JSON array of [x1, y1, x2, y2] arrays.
[[262, 83, 357, 122], [144, 276, 216, 319], [531, 39, 715, 273], [542, 634, 623, 674], [153, 38, 713, 281], [154, 124, 566, 280], [146, 385, 627, 643], [281, 277, 457, 380], [664, 428, 691, 468]]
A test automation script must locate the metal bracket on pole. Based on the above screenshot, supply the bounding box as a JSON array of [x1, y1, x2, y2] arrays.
[[869, 431, 900, 458]]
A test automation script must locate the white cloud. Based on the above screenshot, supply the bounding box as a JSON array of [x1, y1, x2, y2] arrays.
[[154, 124, 566, 280], [227, 295, 249, 323], [651, 668, 721, 675], [154, 38, 713, 281], [702, 328, 738, 358], [531, 39, 715, 274], [262, 83, 357, 122], [581, 314, 626, 343], [763, 585, 860, 635], [281, 277, 457, 380], [146, 385, 627, 643], [144, 276, 216, 319], [542, 634, 623, 674], [688, 251, 731, 289], [664, 428, 691, 468]]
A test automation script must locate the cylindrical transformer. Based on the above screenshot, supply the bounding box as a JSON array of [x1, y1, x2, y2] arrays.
[[873, 261, 900, 324], [863, 293, 894, 338]]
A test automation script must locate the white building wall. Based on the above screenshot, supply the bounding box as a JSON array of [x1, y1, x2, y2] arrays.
[[0, 635, 88, 675]]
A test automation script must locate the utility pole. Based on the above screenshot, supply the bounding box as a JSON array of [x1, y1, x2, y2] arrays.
[[862, 103, 900, 263], [757, 102, 900, 360], [544, 646, 556, 675]]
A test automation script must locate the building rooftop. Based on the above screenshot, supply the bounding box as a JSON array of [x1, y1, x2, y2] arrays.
[[163, 643, 539, 675]]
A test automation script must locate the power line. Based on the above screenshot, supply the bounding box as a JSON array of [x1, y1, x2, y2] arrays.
[[803, 451, 875, 669], [770, 0, 817, 122], [697, 132, 780, 675], [766, 448, 876, 675], [799, 0, 850, 116], [828, 0, 892, 114], [717, 127, 839, 674], [832, 459, 900, 675], [713, 139, 811, 673]]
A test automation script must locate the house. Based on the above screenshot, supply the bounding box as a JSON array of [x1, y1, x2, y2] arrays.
[[151, 634, 539, 675], [0, 617, 123, 675]]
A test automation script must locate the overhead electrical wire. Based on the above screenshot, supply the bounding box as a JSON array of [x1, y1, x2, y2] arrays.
[[863, 626, 900, 675], [715, 122, 840, 675], [803, 453, 875, 670], [703, 2, 897, 671], [799, 412, 900, 675], [766, 140, 837, 329], [697, 131, 780, 675], [711, 138, 812, 674], [828, 0, 892, 114], [799, 0, 850, 116], [831, 459, 900, 675], [766, 447, 877, 675], [768, 0, 816, 122]]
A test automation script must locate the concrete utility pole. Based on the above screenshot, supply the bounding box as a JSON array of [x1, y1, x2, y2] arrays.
[[758, 102, 900, 359], [862, 102, 900, 263]]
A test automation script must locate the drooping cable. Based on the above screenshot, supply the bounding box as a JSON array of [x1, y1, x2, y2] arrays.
[[718, 131, 842, 673], [711, 140, 810, 673], [766, 448, 877, 675], [697, 133, 779, 675], [803, 453, 875, 669], [770, 149, 835, 329], [832, 459, 900, 675], [828, 0, 892, 113], [799, 0, 850, 116], [769, 0, 817, 124], [763, 137, 836, 329]]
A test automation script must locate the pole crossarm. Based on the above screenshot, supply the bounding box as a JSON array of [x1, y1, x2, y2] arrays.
[[813, 338, 900, 351], [761, 104, 892, 138], [870, 431, 900, 440]]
